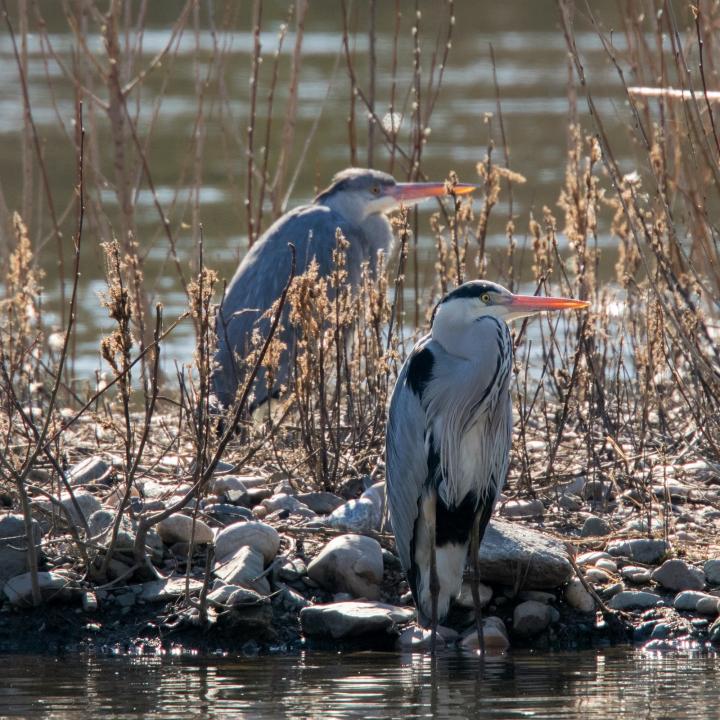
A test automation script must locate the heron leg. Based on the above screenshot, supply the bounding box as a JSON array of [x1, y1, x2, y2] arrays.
[[469, 511, 485, 655], [422, 492, 439, 653]]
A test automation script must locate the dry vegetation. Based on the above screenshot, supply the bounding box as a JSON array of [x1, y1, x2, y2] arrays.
[[0, 0, 719, 609]]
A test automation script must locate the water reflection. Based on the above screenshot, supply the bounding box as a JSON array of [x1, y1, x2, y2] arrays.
[[1, 649, 718, 719]]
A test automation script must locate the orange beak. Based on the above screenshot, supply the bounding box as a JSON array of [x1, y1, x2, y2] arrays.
[[507, 293, 590, 312], [388, 181, 478, 202]]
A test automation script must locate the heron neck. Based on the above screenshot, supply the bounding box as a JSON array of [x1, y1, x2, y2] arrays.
[[432, 315, 509, 361]]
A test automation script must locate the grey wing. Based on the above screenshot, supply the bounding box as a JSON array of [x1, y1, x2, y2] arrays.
[[212, 206, 365, 406], [385, 342, 432, 575]]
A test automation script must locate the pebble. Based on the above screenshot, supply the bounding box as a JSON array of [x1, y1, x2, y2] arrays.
[[595, 558, 617, 573], [585, 568, 612, 584], [704, 559, 720, 586], [607, 590, 662, 610], [300, 601, 414, 640], [67, 457, 111, 486], [455, 580, 493, 609], [214, 521, 280, 565], [621, 566, 652, 584], [276, 557, 307, 582], [650, 622, 671, 639], [674, 590, 714, 611], [512, 600, 552, 637], [500, 499, 545, 519], [581, 516, 611, 537], [606, 539, 668, 565], [207, 584, 265, 608], [565, 578, 596, 613], [459, 617, 510, 652], [140, 578, 204, 602], [477, 519, 573, 589], [651, 559, 705, 592], [576, 551, 612, 566], [307, 534, 383, 600], [203, 503, 254, 524], [696, 596, 720, 616], [275, 585, 310, 613], [261, 493, 315, 518], [214, 546, 270, 595], [296, 492, 344, 515], [325, 482, 385, 533], [156, 514, 215, 546], [211, 475, 248, 499], [36, 490, 101, 528]]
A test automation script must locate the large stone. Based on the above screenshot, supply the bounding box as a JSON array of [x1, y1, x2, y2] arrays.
[[581, 516, 611, 537], [214, 521, 280, 565], [475, 519, 573, 589], [297, 492, 345, 515], [459, 616, 510, 651], [565, 578, 596, 612], [696, 596, 720, 616], [704, 559, 720, 585], [651, 559, 705, 592], [606, 538, 668, 565], [674, 590, 713, 611], [300, 601, 414, 639], [608, 591, 662, 610], [326, 482, 385, 533], [66, 457, 111, 486], [3, 571, 79, 606], [0, 514, 41, 586], [307, 534, 383, 600], [213, 546, 270, 595], [207, 584, 265, 608], [140, 577, 204, 602], [455, 580, 493, 610], [512, 600, 552, 637], [156, 514, 214, 545]]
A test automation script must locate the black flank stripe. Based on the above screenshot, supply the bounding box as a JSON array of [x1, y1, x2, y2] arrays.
[[407, 347, 434, 398]]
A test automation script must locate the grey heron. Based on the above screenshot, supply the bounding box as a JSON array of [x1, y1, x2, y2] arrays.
[[212, 168, 476, 408], [386, 280, 589, 650]]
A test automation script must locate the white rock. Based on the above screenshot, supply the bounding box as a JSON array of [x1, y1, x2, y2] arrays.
[[214, 546, 270, 595], [300, 601, 414, 639], [307, 534, 383, 600], [565, 578, 596, 613], [500, 499, 545, 519], [3, 571, 79, 606], [608, 591, 661, 610], [459, 616, 510, 652], [651, 559, 705, 592], [577, 551, 612, 566], [262, 493, 315, 518], [211, 476, 248, 496], [156, 514, 214, 545], [512, 600, 551, 637], [326, 482, 385, 533], [595, 558, 617, 573], [585, 568, 612, 584], [674, 590, 713, 611], [214, 521, 280, 565], [621, 566, 652, 584], [0, 514, 41, 586]]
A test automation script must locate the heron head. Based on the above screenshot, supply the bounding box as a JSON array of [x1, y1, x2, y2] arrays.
[[317, 168, 477, 221], [432, 280, 590, 329]]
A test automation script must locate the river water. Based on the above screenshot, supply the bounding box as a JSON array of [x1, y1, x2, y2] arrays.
[[0, 1, 631, 375], [1, 648, 718, 719]]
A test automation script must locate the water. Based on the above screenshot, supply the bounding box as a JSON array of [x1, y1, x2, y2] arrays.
[[0, 1, 631, 375], [1, 648, 718, 719]]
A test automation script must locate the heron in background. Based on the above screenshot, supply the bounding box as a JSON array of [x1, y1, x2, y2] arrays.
[[386, 280, 589, 651], [212, 168, 476, 408]]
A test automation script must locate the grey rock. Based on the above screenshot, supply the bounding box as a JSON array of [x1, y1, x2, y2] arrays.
[[214, 546, 270, 595], [557, 494, 583, 512], [308, 535, 383, 600], [36, 490, 101, 528], [651, 623, 671, 639], [67, 457, 111, 486], [581, 516, 611, 537], [211, 475, 248, 499], [140, 577, 204, 602], [585, 568, 612, 584], [595, 558, 617, 573], [214, 521, 280, 565], [577, 551, 612, 566], [276, 557, 307, 582], [512, 600, 552, 637], [275, 585, 310, 613], [459, 616, 510, 651], [606, 538, 668, 565], [262, 493, 315, 518], [651, 559, 705, 592], [475, 519, 573, 589], [3, 571, 79, 606], [704, 559, 720, 585], [203, 503, 254, 524], [565, 578, 596, 612], [308, 534, 383, 599], [0, 514, 41, 586], [300, 601, 414, 639], [156, 514, 214, 545], [608, 591, 662, 610], [621, 566, 652, 584], [599, 581, 624, 599], [674, 590, 713, 611], [455, 580, 492, 610], [326, 482, 385, 533], [115, 592, 136, 608], [297, 492, 345, 515], [207, 584, 265, 608], [696, 596, 720, 616]]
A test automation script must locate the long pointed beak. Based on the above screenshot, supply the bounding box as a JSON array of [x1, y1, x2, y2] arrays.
[[508, 293, 590, 312], [388, 181, 478, 202]]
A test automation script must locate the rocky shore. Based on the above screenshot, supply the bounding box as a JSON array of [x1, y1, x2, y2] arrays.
[[2, 454, 720, 656]]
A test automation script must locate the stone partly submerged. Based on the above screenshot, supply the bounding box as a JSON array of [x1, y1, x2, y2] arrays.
[[475, 518, 573, 589], [300, 601, 414, 640]]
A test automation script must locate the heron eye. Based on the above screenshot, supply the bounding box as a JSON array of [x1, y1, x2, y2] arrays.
[[481, 293, 491, 304], [371, 186, 381, 195]]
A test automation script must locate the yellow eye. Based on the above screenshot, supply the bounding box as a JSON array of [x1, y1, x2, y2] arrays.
[[481, 293, 491, 304]]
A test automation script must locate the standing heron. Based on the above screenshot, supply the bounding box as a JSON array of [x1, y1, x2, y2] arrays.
[[386, 280, 589, 650], [212, 168, 476, 408]]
